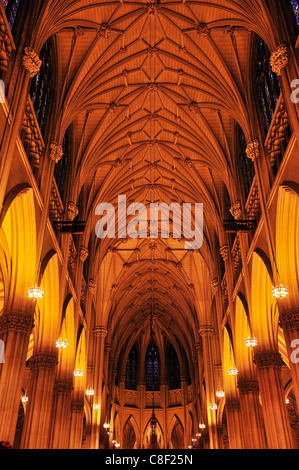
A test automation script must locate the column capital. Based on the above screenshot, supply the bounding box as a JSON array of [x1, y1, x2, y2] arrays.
[[270, 44, 288, 76], [0, 312, 34, 336], [49, 141, 63, 163], [93, 326, 107, 338], [199, 325, 214, 337], [22, 46, 41, 77], [280, 310, 299, 332], [226, 398, 241, 412], [28, 352, 58, 370], [53, 380, 73, 395], [211, 278, 219, 293], [71, 400, 84, 412], [254, 350, 282, 369], [237, 379, 259, 394], [246, 139, 260, 161]]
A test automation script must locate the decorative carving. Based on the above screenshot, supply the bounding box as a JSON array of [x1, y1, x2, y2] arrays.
[[22, 99, 44, 168], [211, 278, 219, 293], [246, 139, 260, 162], [266, 98, 290, 167], [81, 277, 86, 302], [226, 399, 241, 412], [71, 400, 84, 412], [254, 350, 282, 369], [53, 380, 73, 395], [270, 44, 288, 76], [50, 180, 64, 222], [88, 279, 96, 295], [22, 47, 42, 77], [221, 276, 228, 301], [220, 245, 229, 262], [197, 23, 210, 37], [199, 325, 214, 337], [147, 2, 160, 15], [229, 201, 242, 220], [231, 235, 241, 271], [67, 202, 79, 221], [0, 312, 34, 336], [68, 237, 77, 271], [237, 379, 259, 394], [97, 23, 110, 38], [280, 310, 299, 332], [29, 352, 57, 370], [49, 141, 63, 163], [79, 246, 89, 263], [74, 26, 84, 37], [188, 101, 200, 114], [0, 13, 12, 72], [93, 326, 107, 338], [246, 182, 260, 221]]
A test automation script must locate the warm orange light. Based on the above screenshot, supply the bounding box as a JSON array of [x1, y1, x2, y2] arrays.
[[272, 284, 288, 299]]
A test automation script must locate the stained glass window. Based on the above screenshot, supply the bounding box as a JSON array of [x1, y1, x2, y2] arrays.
[[256, 38, 281, 134], [125, 345, 137, 390], [146, 343, 160, 391], [290, 0, 299, 28], [29, 40, 52, 137], [169, 345, 180, 390], [239, 127, 255, 199], [1, 0, 21, 30]]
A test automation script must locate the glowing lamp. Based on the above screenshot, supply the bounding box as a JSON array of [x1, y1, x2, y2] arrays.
[[86, 389, 95, 396], [244, 337, 258, 347], [28, 286, 44, 300], [74, 369, 84, 377], [216, 390, 225, 398], [272, 284, 288, 299], [210, 404, 217, 410], [56, 339, 68, 349], [93, 404, 101, 410], [228, 368, 238, 376]]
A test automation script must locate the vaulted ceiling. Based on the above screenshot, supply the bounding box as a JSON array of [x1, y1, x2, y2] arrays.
[[33, 0, 279, 363]]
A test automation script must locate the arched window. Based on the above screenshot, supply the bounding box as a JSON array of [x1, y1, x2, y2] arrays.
[[168, 344, 180, 390], [239, 127, 255, 199], [146, 343, 160, 391], [125, 345, 137, 390], [1, 0, 21, 30], [290, 0, 299, 29], [29, 39, 53, 137], [256, 38, 281, 134]]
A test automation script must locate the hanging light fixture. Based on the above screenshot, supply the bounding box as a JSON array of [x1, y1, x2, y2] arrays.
[[244, 337, 258, 347], [86, 388, 95, 396], [93, 404, 101, 410], [285, 398, 290, 404], [103, 422, 110, 430], [228, 368, 238, 376], [115, 442, 120, 448], [28, 286, 44, 300], [210, 403, 217, 410], [272, 284, 288, 300], [74, 369, 84, 377], [21, 395, 28, 404], [196, 433, 201, 438], [199, 423, 206, 430], [56, 338, 68, 349], [216, 390, 225, 398]]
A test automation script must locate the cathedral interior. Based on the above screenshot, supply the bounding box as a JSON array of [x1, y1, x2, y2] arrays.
[[0, 0, 299, 450]]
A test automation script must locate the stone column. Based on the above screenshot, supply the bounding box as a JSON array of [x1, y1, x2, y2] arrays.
[[50, 380, 73, 449], [0, 312, 34, 443], [254, 350, 294, 448], [237, 378, 267, 449], [69, 399, 85, 449], [226, 399, 244, 449], [90, 326, 107, 449], [199, 325, 218, 449], [20, 352, 57, 448]]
